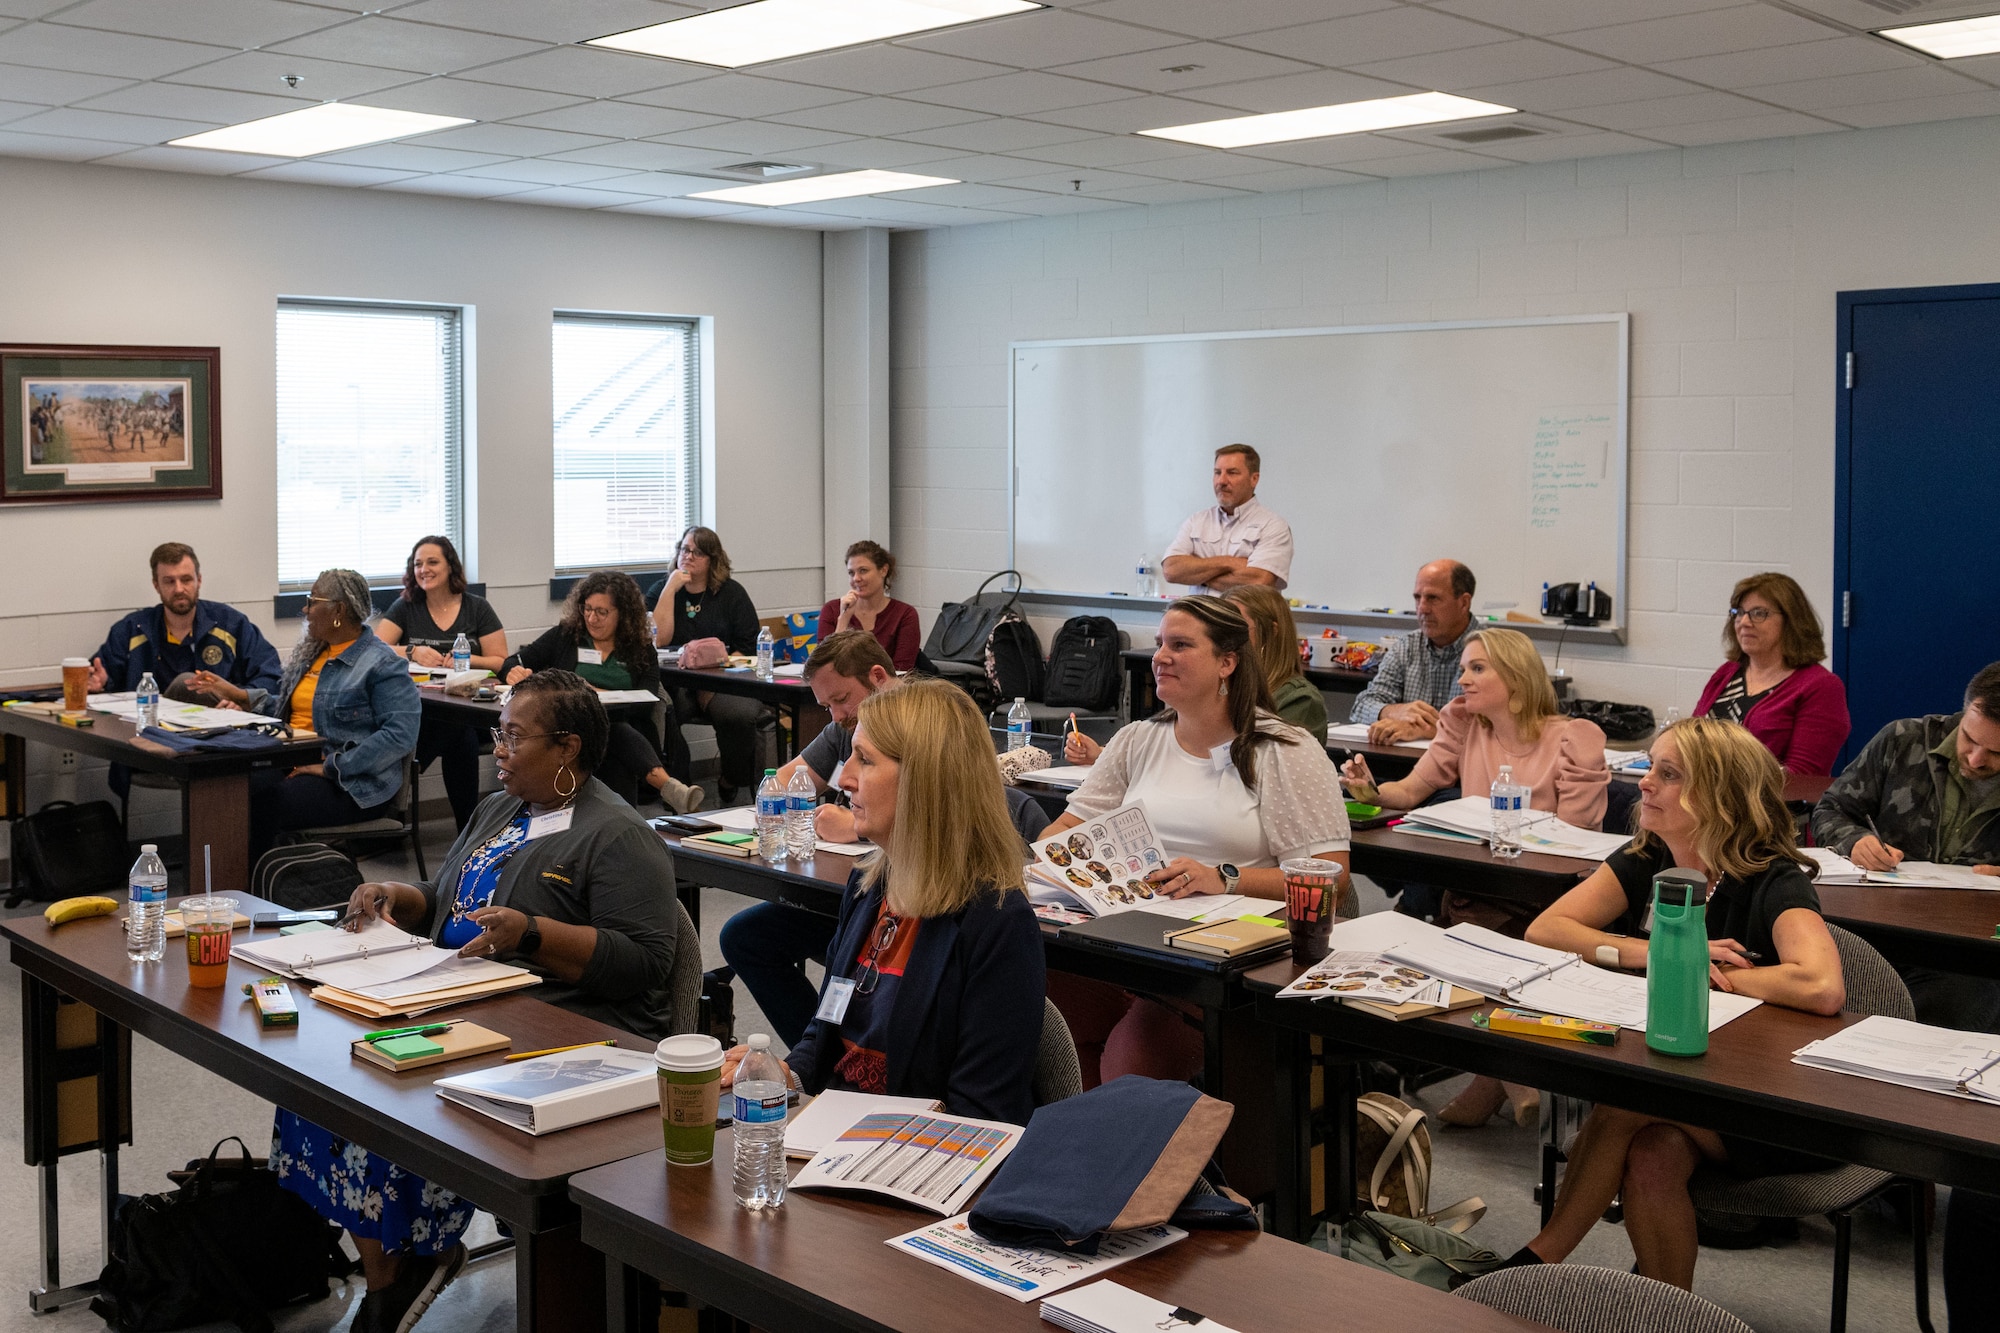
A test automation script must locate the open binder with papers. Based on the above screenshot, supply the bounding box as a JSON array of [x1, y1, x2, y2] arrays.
[[1793, 1015, 2000, 1102], [1396, 795, 1631, 861], [238, 918, 540, 1017]]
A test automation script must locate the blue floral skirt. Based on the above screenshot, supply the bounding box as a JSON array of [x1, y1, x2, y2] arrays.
[[270, 1109, 474, 1256]]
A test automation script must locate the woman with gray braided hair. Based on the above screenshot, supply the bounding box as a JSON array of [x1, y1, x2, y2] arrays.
[[195, 567, 420, 857]]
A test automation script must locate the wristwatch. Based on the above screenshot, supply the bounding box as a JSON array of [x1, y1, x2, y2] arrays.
[[1217, 863, 1241, 894], [516, 916, 543, 960]]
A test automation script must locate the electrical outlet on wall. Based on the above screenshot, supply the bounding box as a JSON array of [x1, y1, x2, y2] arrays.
[[57, 751, 77, 774]]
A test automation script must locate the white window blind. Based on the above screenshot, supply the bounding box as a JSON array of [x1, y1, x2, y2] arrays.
[[553, 314, 701, 574], [276, 301, 463, 588]]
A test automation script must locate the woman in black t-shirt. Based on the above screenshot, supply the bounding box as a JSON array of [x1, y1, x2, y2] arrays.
[[1502, 718, 1846, 1292], [650, 526, 765, 801], [377, 536, 508, 831]]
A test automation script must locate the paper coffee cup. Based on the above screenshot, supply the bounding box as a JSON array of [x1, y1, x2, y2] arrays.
[[656, 1034, 724, 1166]]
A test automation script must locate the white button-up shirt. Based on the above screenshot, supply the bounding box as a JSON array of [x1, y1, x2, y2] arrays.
[[1163, 495, 1295, 592]]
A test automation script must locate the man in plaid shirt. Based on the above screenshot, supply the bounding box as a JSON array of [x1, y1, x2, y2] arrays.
[[1348, 560, 1477, 743]]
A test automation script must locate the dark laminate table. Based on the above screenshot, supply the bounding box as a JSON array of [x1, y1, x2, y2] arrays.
[[657, 663, 831, 762]]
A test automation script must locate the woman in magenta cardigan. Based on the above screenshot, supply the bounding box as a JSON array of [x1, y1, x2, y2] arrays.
[[1693, 573, 1850, 776], [820, 540, 920, 672]]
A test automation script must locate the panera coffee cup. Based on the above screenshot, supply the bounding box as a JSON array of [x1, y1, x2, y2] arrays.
[[656, 1034, 724, 1166], [61, 658, 89, 712], [1281, 857, 1341, 964]]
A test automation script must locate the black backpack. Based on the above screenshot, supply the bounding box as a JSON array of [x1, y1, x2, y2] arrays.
[[250, 844, 362, 912], [1041, 616, 1121, 711], [9, 799, 128, 905], [92, 1137, 350, 1333], [985, 610, 1044, 703]]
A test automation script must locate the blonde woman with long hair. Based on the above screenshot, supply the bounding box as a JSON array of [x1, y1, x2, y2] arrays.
[[1502, 718, 1844, 1289], [719, 679, 1044, 1124]]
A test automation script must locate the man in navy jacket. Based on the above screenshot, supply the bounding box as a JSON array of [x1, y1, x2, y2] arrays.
[[87, 541, 280, 702]]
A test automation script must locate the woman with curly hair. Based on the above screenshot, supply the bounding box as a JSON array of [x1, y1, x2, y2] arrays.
[[504, 570, 700, 812]]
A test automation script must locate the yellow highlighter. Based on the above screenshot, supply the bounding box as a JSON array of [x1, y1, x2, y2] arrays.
[[1474, 1007, 1619, 1045]]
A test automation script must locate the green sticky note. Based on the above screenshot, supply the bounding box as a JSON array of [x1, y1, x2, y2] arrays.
[[374, 1035, 444, 1060], [280, 920, 334, 936], [1240, 914, 1283, 927]]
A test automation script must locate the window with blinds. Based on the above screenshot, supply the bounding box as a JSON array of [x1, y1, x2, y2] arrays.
[[552, 313, 701, 574], [275, 301, 464, 589]]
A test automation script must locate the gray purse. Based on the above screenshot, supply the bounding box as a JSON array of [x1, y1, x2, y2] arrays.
[[1338, 1210, 1506, 1291]]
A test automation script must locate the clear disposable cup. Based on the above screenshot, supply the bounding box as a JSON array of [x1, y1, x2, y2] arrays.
[[1280, 857, 1341, 964], [180, 894, 237, 988]]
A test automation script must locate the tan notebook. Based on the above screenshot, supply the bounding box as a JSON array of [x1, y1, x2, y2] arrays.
[[351, 1021, 511, 1072], [1343, 985, 1486, 1022], [1167, 917, 1290, 959], [310, 970, 542, 1020], [162, 911, 251, 938]]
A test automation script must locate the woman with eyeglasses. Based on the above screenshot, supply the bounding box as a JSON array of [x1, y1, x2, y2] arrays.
[[274, 671, 685, 1333], [502, 570, 702, 814], [717, 678, 1045, 1125], [193, 568, 419, 859], [650, 526, 765, 803], [1692, 572, 1850, 776]]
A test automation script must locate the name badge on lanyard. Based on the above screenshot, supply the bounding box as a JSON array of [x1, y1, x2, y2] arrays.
[[527, 807, 574, 840], [816, 976, 856, 1025]]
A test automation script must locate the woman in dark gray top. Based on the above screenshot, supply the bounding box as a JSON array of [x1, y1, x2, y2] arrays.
[[273, 672, 683, 1333]]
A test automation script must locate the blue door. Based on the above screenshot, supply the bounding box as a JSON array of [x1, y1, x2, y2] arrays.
[[1836, 284, 2000, 764]]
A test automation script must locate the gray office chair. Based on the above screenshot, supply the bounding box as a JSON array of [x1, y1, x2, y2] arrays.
[[1685, 924, 1932, 1333], [1455, 1265, 1753, 1333], [1033, 998, 1083, 1107], [666, 900, 704, 1036], [287, 751, 427, 880]]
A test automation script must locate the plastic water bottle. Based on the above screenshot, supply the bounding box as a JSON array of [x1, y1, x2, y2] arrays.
[[126, 844, 169, 963], [451, 632, 471, 674], [784, 764, 816, 861], [1136, 554, 1155, 598], [755, 626, 775, 680], [1006, 697, 1031, 751], [755, 768, 786, 860], [1490, 764, 1528, 859], [646, 611, 658, 644], [733, 1034, 789, 1211], [135, 671, 159, 728], [1645, 869, 1711, 1057]]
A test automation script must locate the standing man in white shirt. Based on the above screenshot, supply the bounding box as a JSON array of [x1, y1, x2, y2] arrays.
[[1161, 445, 1294, 594]]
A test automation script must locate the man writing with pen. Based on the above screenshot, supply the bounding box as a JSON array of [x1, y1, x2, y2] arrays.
[[1813, 660, 2000, 1031]]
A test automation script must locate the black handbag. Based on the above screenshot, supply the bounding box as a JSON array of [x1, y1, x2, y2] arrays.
[[10, 799, 128, 905], [91, 1137, 350, 1333], [1561, 698, 1657, 742], [923, 570, 1023, 666]]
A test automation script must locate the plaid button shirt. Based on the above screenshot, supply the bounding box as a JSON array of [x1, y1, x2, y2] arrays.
[[1347, 624, 1473, 725]]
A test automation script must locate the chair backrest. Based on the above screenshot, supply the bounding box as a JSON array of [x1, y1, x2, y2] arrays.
[[1604, 779, 1640, 835], [666, 900, 704, 1036], [1033, 997, 1083, 1107], [1454, 1265, 1754, 1333], [1826, 921, 1916, 1020]]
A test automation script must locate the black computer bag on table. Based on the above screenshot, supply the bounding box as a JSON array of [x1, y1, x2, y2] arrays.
[[1041, 615, 1121, 710], [10, 799, 127, 905], [250, 843, 362, 911]]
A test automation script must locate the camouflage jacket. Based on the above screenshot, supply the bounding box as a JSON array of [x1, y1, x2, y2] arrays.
[[1812, 712, 2000, 865]]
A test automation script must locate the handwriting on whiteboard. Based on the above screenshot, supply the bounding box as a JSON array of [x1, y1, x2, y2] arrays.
[[1530, 408, 1614, 531]]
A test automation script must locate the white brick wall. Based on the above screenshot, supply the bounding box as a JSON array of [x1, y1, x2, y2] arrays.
[[889, 115, 2000, 718]]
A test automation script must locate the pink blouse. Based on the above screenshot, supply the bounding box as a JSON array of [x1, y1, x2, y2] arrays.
[[1409, 698, 1610, 830]]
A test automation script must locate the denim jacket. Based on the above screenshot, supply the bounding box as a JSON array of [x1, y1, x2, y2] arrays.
[[247, 627, 420, 809]]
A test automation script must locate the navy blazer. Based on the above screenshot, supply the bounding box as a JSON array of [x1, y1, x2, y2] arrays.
[[789, 868, 1045, 1126]]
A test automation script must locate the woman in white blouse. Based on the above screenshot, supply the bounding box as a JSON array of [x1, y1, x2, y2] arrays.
[[1040, 597, 1352, 1086]]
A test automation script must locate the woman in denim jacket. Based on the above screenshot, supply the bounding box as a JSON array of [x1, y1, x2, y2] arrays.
[[198, 568, 420, 856]]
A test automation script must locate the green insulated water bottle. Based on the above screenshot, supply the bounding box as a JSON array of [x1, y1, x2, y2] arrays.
[[1645, 869, 1710, 1057]]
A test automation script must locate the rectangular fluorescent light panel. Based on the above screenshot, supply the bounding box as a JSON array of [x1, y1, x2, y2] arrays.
[[1879, 13, 2000, 58], [588, 0, 1040, 68], [1140, 91, 1517, 149], [690, 169, 956, 206], [170, 103, 471, 156]]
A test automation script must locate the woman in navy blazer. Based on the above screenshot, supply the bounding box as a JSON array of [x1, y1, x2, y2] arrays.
[[721, 678, 1044, 1126]]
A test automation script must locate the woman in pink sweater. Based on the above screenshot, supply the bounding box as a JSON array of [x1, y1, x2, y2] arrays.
[[1692, 572, 1849, 776]]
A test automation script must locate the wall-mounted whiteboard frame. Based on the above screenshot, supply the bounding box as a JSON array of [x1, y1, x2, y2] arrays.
[[1007, 313, 1630, 639]]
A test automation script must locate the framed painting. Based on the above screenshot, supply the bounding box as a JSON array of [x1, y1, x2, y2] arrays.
[[0, 343, 221, 503]]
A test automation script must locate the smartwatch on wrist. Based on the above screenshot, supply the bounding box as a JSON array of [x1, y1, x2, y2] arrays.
[[1217, 863, 1241, 894], [516, 916, 543, 960]]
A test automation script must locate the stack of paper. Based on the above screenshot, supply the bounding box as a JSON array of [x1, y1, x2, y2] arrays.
[[1398, 796, 1630, 860], [1793, 1015, 2000, 1101], [86, 693, 270, 729], [1040, 1282, 1242, 1333], [1802, 848, 1998, 889], [1326, 722, 1432, 750], [1606, 750, 1651, 772], [238, 919, 539, 1017], [793, 1110, 1022, 1216], [1019, 765, 1093, 789], [1277, 950, 1453, 1009], [888, 1217, 1184, 1302]]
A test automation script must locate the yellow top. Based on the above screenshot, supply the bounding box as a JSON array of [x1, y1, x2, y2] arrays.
[[289, 638, 356, 732]]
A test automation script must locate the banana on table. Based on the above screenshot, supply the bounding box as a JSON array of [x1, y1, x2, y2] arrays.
[[44, 896, 118, 925]]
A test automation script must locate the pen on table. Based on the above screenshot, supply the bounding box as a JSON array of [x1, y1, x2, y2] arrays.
[[504, 1039, 617, 1062], [361, 1022, 458, 1042]]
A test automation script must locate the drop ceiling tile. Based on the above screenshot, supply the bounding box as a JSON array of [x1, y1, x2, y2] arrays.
[[995, 165, 1172, 193], [1468, 129, 1668, 161], [892, 117, 1104, 153], [268, 17, 544, 75], [1430, 0, 1742, 36], [1644, 110, 1844, 145], [1231, 8, 1512, 67], [621, 73, 860, 118], [161, 51, 418, 100], [806, 194, 1013, 220], [386, 0, 696, 45], [1835, 90, 2000, 128], [579, 169, 715, 195], [903, 70, 1132, 116], [1941, 52, 2000, 84], [465, 45, 708, 97], [1075, 0, 1394, 42], [760, 45, 1010, 94], [58, 0, 342, 49], [96, 143, 290, 172], [1746, 65, 1976, 112], [0, 126, 123, 157], [1566, 89, 1791, 131], [1559, 6, 1839, 65], [508, 100, 728, 138], [1342, 147, 1506, 176], [863, 150, 1058, 182], [1048, 41, 1316, 95], [450, 156, 640, 184], [1175, 69, 1412, 115], [542, 138, 738, 170], [0, 96, 41, 123], [899, 10, 1182, 68], [9, 106, 217, 142], [1655, 37, 1923, 89], [0, 0, 81, 16], [603, 195, 750, 218], [1352, 38, 1614, 90], [767, 96, 987, 137], [502, 183, 661, 208], [905, 180, 1058, 207], [1089, 179, 1253, 204], [1230, 132, 1462, 166], [403, 121, 615, 156], [649, 119, 851, 152], [241, 160, 424, 185], [1464, 67, 1708, 113], [1208, 164, 1378, 191], [371, 172, 539, 197], [723, 207, 874, 227], [363, 77, 583, 121], [0, 62, 132, 102], [318, 141, 513, 171], [1020, 132, 1206, 167], [1026, 93, 1247, 134], [0, 24, 231, 78], [78, 82, 307, 123], [809, 134, 1001, 167]]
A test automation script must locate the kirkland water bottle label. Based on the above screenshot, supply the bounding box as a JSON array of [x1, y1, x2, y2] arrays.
[[735, 1091, 788, 1125]]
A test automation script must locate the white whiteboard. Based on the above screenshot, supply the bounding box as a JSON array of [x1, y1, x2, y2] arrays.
[[1009, 316, 1627, 625]]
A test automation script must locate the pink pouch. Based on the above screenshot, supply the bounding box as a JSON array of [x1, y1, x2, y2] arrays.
[[679, 638, 727, 669]]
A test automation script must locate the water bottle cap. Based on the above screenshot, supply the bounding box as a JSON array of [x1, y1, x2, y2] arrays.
[[764, 768, 777, 776], [141, 843, 158, 854], [748, 1033, 770, 1051]]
